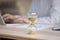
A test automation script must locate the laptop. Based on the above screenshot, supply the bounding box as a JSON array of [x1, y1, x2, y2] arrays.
[[0, 13, 6, 25]]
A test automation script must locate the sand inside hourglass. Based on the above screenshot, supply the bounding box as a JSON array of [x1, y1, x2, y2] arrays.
[[27, 30, 37, 35], [28, 16, 36, 23]]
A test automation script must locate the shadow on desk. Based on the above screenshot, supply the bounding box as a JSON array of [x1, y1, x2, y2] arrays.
[[0, 38, 14, 40]]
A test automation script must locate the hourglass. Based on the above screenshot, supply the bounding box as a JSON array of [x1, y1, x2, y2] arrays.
[[27, 13, 38, 35]]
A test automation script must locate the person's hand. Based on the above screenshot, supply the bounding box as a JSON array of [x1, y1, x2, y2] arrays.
[[2, 13, 16, 23], [2, 13, 31, 23], [23, 18, 31, 23], [13, 17, 31, 23]]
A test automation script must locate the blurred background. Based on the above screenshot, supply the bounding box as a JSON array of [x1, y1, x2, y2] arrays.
[[0, 0, 52, 17], [0, 0, 32, 15]]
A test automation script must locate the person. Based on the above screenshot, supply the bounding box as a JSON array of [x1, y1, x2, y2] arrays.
[[2, 12, 30, 24], [2, 0, 60, 24], [28, 0, 60, 24]]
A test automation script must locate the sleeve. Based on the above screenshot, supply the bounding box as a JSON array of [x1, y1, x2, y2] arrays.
[[36, 0, 60, 24], [50, 0, 60, 24], [50, 7, 60, 24], [15, 15, 20, 18]]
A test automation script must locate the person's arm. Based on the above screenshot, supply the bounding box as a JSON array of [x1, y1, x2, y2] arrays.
[[50, 8, 60, 24], [2, 14, 30, 24], [36, 0, 60, 24], [50, 0, 60, 24]]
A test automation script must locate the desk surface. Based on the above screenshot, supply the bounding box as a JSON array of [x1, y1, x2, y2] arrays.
[[0, 24, 60, 40]]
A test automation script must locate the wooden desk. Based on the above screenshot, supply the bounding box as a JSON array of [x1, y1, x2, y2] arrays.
[[0, 24, 60, 40]]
